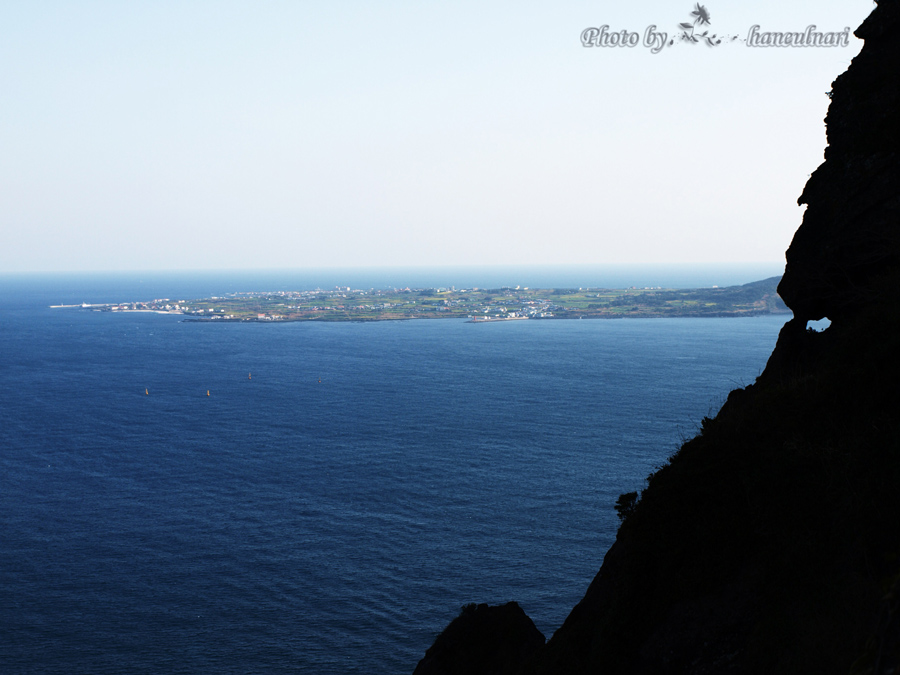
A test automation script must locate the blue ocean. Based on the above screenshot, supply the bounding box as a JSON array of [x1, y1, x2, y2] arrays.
[[0, 267, 788, 674]]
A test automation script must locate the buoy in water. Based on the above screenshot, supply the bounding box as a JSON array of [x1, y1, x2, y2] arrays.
[[207, 390, 210, 396], [145, 388, 149, 395]]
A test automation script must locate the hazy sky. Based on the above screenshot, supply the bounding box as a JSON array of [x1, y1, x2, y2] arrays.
[[0, 1, 875, 273]]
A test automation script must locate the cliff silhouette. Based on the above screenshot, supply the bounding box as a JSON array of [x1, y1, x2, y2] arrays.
[[414, 1, 900, 673]]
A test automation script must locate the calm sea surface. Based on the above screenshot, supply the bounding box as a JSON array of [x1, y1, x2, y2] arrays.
[[0, 269, 788, 674]]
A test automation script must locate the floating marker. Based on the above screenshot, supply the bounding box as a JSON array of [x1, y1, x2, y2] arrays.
[[207, 390, 210, 396], [145, 388, 149, 395]]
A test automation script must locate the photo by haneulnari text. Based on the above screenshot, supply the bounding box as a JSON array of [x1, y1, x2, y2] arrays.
[[581, 24, 851, 52]]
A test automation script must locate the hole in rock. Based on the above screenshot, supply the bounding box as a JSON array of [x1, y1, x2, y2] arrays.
[[807, 318, 831, 332]]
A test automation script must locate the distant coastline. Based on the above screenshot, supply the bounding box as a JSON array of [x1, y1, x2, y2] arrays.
[[52, 276, 789, 323], [3, 264, 787, 312]]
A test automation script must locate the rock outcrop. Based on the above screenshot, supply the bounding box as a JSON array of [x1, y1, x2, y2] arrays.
[[414, 1, 900, 673], [778, 0, 900, 326], [413, 602, 545, 675], [770, 0, 900, 385]]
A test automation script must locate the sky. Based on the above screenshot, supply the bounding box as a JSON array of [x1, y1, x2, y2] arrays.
[[0, 1, 877, 273]]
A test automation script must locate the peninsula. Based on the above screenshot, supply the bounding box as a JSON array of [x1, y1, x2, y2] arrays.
[[55, 276, 787, 322]]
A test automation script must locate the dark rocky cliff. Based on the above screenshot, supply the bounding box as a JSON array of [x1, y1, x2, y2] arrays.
[[415, 1, 900, 673]]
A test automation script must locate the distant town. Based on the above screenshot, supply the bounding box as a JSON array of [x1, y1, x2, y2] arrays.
[[52, 277, 788, 322]]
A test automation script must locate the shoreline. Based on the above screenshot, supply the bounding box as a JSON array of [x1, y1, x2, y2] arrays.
[[48, 276, 788, 322]]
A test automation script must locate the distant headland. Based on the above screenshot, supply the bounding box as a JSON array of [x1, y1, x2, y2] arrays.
[[51, 276, 787, 322]]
